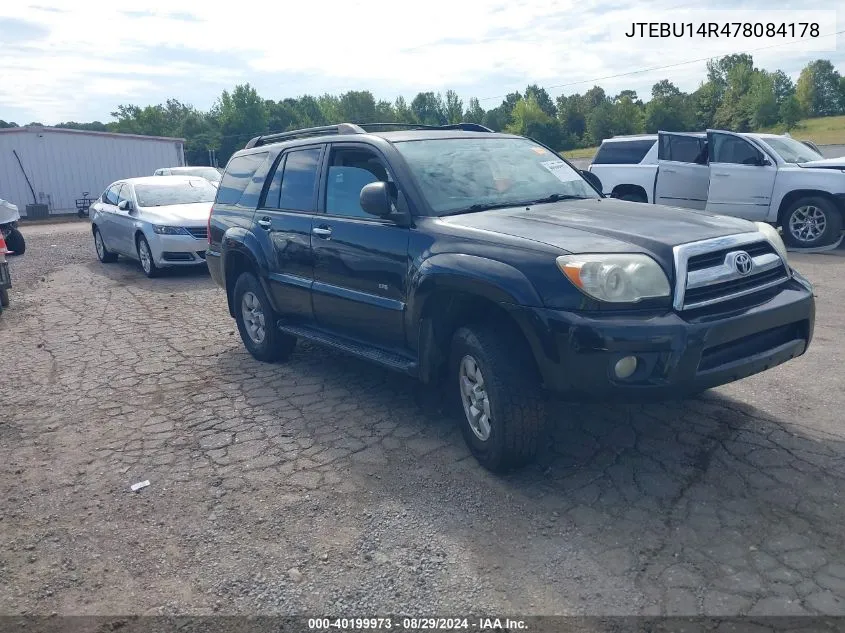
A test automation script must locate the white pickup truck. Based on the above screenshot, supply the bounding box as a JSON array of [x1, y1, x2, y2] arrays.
[[588, 130, 845, 248]]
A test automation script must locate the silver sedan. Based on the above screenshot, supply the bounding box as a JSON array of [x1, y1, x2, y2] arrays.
[[90, 176, 216, 278]]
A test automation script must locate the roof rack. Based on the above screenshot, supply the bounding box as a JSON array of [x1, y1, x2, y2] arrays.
[[357, 122, 494, 133], [245, 123, 365, 149], [244, 121, 493, 149]]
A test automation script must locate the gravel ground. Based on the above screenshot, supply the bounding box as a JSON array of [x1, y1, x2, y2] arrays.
[[1, 220, 845, 617]]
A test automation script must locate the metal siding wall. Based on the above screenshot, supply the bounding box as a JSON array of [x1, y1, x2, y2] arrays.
[[0, 130, 184, 214]]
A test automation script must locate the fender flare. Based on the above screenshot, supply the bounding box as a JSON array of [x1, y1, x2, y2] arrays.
[[220, 227, 274, 316]]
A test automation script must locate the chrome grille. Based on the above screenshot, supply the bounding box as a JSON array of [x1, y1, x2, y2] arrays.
[[673, 232, 791, 311], [185, 227, 208, 240]]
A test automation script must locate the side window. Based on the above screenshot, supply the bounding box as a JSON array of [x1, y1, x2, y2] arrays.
[[663, 135, 705, 163], [279, 148, 322, 212], [104, 184, 120, 205], [116, 184, 132, 206], [711, 135, 762, 165], [217, 152, 269, 206], [262, 155, 287, 210], [325, 147, 391, 219], [592, 139, 656, 165]]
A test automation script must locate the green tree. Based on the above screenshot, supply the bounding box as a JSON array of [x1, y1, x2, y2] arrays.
[[214, 83, 268, 162], [524, 84, 556, 117], [394, 96, 414, 122], [0, 120, 18, 128], [796, 59, 843, 117], [411, 92, 446, 125], [443, 90, 464, 124], [779, 95, 802, 130], [612, 92, 644, 136], [586, 101, 615, 144], [463, 97, 485, 124], [482, 93, 520, 131], [645, 80, 692, 132], [337, 90, 377, 123], [556, 93, 587, 142], [745, 71, 779, 129], [506, 96, 560, 148], [692, 81, 720, 130], [771, 70, 795, 107]]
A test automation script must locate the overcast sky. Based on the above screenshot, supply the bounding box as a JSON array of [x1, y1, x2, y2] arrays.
[[0, 0, 842, 124]]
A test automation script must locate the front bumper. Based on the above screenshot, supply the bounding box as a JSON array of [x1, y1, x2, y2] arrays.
[[510, 276, 815, 401], [147, 233, 208, 267]]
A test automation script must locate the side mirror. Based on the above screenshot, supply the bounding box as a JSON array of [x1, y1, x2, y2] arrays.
[[759, 156, 772, 167], [360, 181, 392, 217], [580, 169, 604, 194], [118, 200, 134, 212]]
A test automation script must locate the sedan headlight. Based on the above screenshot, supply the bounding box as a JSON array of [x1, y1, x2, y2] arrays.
[[556, 254, 671, 303], [152, 225, 189, 235], [754, 221, 790, 265]]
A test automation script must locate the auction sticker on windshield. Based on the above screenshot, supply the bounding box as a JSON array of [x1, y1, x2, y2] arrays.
[[540, 160, 576, 182]]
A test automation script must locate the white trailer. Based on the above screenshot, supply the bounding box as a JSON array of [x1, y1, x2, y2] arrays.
[[0, 126, 185, 217]]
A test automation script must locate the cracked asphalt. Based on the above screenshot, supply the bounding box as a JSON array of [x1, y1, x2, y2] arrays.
[[1, 221, 844, 617]]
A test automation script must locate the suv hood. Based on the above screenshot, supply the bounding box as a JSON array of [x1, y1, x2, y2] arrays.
[[797, 156, 845, 170], [440, 198, 757, 265], [139, 202, 212, 225]]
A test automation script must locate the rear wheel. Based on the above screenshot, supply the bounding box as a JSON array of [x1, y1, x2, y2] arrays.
[[782, 196, 842, 248], [136, 235, 159, 278], [450, 324, 545, 472], [0, 288, 8, 307], [93, 228, 118, 263], [233, 272, 296, 362]]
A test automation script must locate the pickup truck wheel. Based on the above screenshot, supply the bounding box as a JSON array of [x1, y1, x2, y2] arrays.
[[450, 325, 545, 472], [233, 272, 296, 363], [783, 197, 843, 248]]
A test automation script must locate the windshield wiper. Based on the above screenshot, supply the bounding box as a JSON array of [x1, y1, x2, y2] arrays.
[[521, 193, 591, 205], [440, 201, 522, 216]]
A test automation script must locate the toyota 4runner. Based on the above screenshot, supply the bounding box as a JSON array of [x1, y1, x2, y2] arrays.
[[207, 123, 815, 472]]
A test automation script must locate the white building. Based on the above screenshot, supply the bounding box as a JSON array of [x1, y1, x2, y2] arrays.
[[0, 126, 185, 217]]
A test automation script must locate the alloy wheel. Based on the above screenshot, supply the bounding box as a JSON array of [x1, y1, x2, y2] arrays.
[[241, 291, 266, 344], [789, 205, 827, 244], [459, 354, 492, 441]]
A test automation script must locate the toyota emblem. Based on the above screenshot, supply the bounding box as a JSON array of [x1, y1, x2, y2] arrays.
[[728, 251, 754, 276]]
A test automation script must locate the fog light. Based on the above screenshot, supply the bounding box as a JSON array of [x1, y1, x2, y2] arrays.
[[614, 355, 638, 379]]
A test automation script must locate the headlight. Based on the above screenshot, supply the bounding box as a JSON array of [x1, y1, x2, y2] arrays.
[[556, 254, 671, 303], [754, 221, 790, 265], [152, 225, 189, 235]]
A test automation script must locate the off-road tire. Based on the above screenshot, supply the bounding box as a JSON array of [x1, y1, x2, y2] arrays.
[[450, 324, 545, 473], [233, 272, 296, 363]]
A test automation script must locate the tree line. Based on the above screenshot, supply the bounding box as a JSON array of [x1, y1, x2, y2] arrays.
[[1, 55, 842, 166]]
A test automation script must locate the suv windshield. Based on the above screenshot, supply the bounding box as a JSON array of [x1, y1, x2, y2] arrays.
[[393, 137, 599, 215], [135, 180, 217, 207], [762, 136, 823, 164]]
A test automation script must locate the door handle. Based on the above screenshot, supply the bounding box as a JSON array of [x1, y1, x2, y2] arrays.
[[312, 226, 332, 239], [662, 168, 677, 174], [257, 217, 271, 230], [713, 173, 730, 177]]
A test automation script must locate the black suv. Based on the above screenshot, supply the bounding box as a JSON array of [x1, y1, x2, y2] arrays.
[[207, 122, 815, 472]]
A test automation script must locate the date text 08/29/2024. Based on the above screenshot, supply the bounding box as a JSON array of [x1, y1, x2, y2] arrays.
[[307, 617, 527, 630]]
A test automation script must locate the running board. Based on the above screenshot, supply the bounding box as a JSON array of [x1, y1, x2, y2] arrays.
[[277, 321, 419, 376]]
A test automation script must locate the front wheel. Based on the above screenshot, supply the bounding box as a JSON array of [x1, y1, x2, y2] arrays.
[[782, 196, 843, 248], [233, 272, 296, 363], [4, 228, 24, 256], [136, 235, 159, 278], [450, 324, 546, 473]]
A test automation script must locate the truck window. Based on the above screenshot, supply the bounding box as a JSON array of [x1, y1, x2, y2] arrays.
[[278, 148, 322, 212], [710, 135, 762, 166], [324, 147, 391, 219], [592, 139, 655, 164], [660, 135, 705, 163], [217, 152, 269, 206]]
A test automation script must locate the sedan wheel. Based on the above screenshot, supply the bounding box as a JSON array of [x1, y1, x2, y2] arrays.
[[136, 236, 159, 277]]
